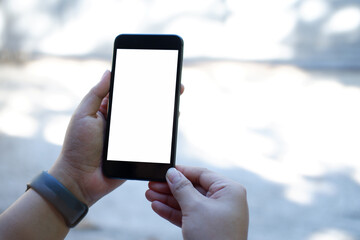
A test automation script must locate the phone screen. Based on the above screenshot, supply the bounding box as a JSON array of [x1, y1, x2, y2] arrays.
[[106, 49, 179, 164]]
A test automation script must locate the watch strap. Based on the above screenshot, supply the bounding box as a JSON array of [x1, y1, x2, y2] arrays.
[[27, 171, 88, 228]]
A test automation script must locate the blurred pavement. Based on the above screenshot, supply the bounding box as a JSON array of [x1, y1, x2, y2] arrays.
[[1, 58, 360, 240]]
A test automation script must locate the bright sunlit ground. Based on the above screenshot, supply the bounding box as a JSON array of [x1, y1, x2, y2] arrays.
[[1, 57, 360, 240]]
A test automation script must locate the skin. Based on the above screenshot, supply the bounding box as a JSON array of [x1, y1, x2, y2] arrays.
[[146, 166, 249, 240], [0, 70, 122, 240], [0, 70, 186, 240], [0, 69, 248, 240]]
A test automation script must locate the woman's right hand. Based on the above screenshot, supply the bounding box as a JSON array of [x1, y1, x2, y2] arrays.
[[146, 166, 249, 240]]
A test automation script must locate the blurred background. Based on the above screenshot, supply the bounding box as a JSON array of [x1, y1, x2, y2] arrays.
[[1, 0, 360, 239]]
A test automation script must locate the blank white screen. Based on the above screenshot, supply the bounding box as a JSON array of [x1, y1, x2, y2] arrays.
[[107, 49, 178, 164]]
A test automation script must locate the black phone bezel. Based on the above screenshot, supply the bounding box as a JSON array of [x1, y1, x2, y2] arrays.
[[102, 34, 184, 182]]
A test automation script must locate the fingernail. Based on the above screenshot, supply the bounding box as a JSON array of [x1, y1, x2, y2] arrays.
[[166, 168, 181, 184]]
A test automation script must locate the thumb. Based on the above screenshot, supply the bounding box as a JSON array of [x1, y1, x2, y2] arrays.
[[166, 168, 202, 210], [76, 70, 111, 117]]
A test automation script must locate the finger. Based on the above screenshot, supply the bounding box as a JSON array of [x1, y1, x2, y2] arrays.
[[149, 180, 207, 196], [151, 201, 182, 227], [148, 181, 171, 194], [166, 168, 203, 210], [194, 185, 207, 196], [145, 189, 180, 210], [99, 93, 109, 119], [178, 84, 184, 117], [76, 70, 111, 117], [176, 165, 225, 192]]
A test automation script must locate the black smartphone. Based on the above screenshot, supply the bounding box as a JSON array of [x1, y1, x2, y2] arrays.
[[102, 34, 184, 181]]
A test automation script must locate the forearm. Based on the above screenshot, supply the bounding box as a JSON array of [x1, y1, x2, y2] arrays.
[[0, 189, 69, 240]]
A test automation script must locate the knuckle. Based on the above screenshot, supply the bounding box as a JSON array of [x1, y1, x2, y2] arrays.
[[198, 167, 211, 174], [173, 178, 192, 192], [234, 183, 247, 199]]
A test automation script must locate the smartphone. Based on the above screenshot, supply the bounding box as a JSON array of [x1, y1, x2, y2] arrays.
[[102, 34, 184, 181]]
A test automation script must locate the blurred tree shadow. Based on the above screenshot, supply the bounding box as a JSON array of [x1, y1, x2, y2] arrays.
[[0, 0, 81, 62], [1, 0, 359, 69], [286, 0, 360, 69]]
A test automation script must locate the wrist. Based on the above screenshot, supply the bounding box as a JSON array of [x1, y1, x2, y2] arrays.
[[26, 188, 71, 233], [27, 171, 89, 228], [48, 165, 90, 206]]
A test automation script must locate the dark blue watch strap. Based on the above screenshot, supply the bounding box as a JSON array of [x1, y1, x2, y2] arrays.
[[26, 171, 88, 228]]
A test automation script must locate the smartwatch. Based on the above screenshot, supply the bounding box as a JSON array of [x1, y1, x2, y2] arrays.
[[26, 171, 88, 228]]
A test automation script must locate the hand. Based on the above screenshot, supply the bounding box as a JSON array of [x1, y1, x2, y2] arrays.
[[49, 70, 185, 206], [49, 70, 124, 206], [146, 166, 249, 240], [0, 71, 187, 239]]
